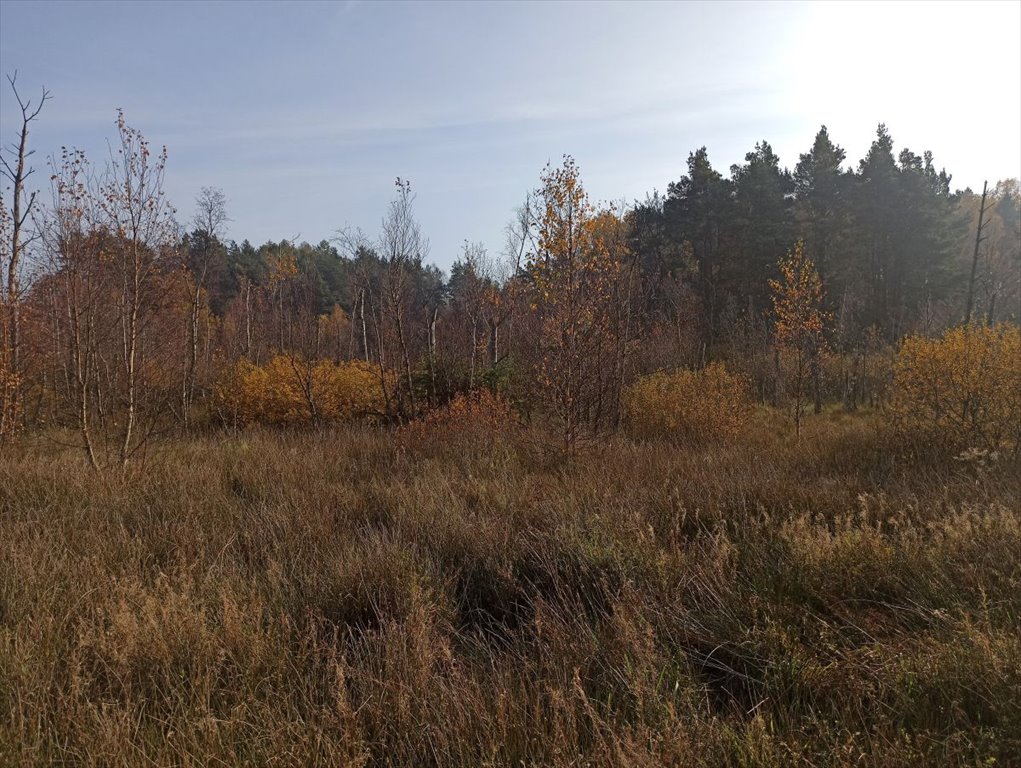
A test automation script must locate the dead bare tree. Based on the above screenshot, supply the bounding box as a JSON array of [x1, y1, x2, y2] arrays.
[[483, 197, 534, 370], [454, 241, 490, 388], [182, 186, 229, 423], [1, 72, 50, 437], [379, 178, 428, 419], [964, 180, 990, 325], [333, 227, 374, 363], [333, 228, 394, 418], [504, 196, 533, 276]]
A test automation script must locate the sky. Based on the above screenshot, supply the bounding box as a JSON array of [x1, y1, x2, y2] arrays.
[[2, 0, 1019, 273]]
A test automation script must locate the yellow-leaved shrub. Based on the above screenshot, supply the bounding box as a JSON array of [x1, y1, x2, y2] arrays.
[[889, 323, 1021, 456], [214, 356, 387, 426], [213, 359, 267, 426], [623, 362, 751, 443], [311, 359, 389, 423]]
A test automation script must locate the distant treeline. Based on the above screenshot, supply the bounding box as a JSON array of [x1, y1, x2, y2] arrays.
[[2, 107, 1020, 462], [192, 125, 1018, 347]]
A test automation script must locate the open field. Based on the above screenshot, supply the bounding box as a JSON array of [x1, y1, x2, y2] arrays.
[[2, 415, 1019, 767]]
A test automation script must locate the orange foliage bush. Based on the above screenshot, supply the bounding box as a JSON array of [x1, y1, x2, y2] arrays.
[[214, 356, 386, 426], [889, 323, 1021, 456], [397, 389, 521, 457], [623, 363, 751, 444]]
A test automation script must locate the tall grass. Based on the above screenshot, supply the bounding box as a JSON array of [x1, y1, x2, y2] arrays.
[[2, 415, 1019, 766]]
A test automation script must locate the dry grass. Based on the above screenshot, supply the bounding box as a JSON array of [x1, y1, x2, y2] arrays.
[[2, 414, 1019, 766]]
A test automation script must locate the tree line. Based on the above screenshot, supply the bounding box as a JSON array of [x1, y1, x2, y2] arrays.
[[2, 81, 1019, 464]]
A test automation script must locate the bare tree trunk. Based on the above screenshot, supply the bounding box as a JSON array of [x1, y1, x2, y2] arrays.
[[388, 276, 416, 418], [182, 282, 202, 425], [488, 317, 499, 367], [120, 249, 141, 469], [347, 289, 359, 361], [772, 347, 782, 408], [469, 316, 478, 389], [811, 340, 822, 415], [371, 297, 392, 417], [613, 252, 637, 429], [794, 347, 804, 439], [965, 181, 989, 325], [244, 279, 253, 358], [360, 287, 369, 362], [427, 306, 438, 407]]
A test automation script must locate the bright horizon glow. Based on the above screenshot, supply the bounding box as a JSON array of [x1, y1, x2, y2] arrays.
[[1, 0, 1019, 272]]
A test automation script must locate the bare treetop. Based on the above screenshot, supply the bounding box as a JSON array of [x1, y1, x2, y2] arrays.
[[192, 186, 230, 240], [380, 178, 429, 266]]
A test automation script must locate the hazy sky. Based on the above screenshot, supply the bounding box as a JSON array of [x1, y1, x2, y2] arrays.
[[2, 0, 1019, 271]]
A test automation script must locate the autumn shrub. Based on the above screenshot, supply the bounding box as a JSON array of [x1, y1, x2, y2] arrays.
[[213, 355, 387, 426], [312, 358, 389, 422], [212, 358, 267, 426], [623, 362, 751, 444], [889, 323, 1021, 456], [397, 388, 521, 458]]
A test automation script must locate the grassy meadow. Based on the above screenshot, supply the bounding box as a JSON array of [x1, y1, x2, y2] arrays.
[[1, 413, 1019, 767]]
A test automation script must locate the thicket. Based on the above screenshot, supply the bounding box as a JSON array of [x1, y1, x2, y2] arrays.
[[889, 323, 1021, 457], [213, 356, 386, 427], [623, 363, 751, 444], [397, 388, 521, 460]]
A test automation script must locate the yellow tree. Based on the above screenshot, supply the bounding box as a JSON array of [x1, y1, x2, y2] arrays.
[[527, 156, 621, 454], [770, 240, 827, 437]]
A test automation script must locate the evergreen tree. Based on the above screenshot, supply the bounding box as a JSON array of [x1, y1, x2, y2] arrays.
[[793, 126, 852, 312], [727, 141, 796, 315], [664, 148, 733, 349], [852, 124, 903, 338]]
